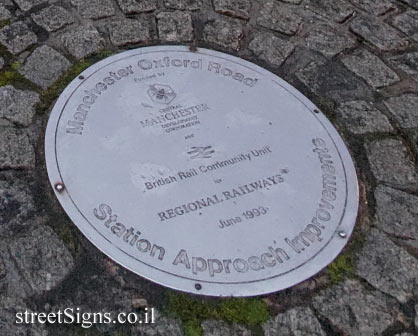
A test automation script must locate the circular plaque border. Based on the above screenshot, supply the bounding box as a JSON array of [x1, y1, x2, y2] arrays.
[[45, 46, 359, 297]]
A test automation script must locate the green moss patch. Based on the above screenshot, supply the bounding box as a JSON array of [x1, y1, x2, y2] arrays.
[[166, 292, 269, 336], [37, 50, 116, 114], [38, 60, 91, 112], [327, 254, 355, 284], [0, 69, 36, 89], [0, 19, 11, 29]]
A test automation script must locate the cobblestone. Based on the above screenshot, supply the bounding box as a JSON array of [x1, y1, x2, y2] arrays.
[[0, 127, 35, 169], [305, 0, 355, 23], [365, 138, 418, 190], [356, 229, 418, 303], [164, 0, 201, 10], [133, 309, 183, 335], [249, 32, 295, 68], [342, 49, 400, 89], [0, 303, 47, 335], [19, 45, 71, 89], [415, 304, 418, 329], [61, 24, 104, 60], [204, 18, 244, 51], [350, 0, 395, 15], [213, 0, 251, 20], [157, 12, 193, 43], [399, 0, 418, 10], [0, 85, 39, 126], [303, 23, 357, 58], [313, 279, 401, 335], [350, 15, 408, 51], [384, 94, 418, 129], [0, 21, 37, 55], [0, 4, 11, 20], [70, 0, 115, 20], [335, 100, 393, 134], [31, 5, 74, 32], [8, 224, 74, 294], [202, 320, 251, 336], [13, 0, 47, 12], [375, 185, 418, 249], [103, 18, 151, 47], [263, 307, 326, 336], [116, 0, 157, 14], [257, 2, 302, 36], [392, 10, 418, 43], [293, 51, 373, 102], [390, 52, 418, 82], [47, 267, 152, 331], [0, 173, 35, 237]]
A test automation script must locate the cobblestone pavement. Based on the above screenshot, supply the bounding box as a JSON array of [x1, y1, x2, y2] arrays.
[[1, 0, 418, 335]]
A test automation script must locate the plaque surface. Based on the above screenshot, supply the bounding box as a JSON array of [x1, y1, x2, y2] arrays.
[[45, 46, 358, 296]]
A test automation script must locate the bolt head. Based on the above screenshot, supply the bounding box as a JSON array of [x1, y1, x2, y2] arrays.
[[54, 183, 65, 192], [338, 231, 347, 238]]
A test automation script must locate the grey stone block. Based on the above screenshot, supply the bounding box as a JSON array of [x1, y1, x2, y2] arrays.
[[356, 229, 418, 303], [375, 185, 418, 249], [157, 11, 193, 43], [384, 94, 418, 129], [213, 0, 251, 20], [70, 0, 115, 19], [13, 0, 48, 11], [313, 279, 401, 335], [303, 23, 357, 58], [305, 0, 355, 23], [116, 0, 157, 14], [249, 32, 295, 68], [392, 10, 418, 43], [335, 100, 393, 134], [350, 15, 408, 51], [104, 18, 151, 47], [263, 307, 326, 336], [204, 18, 244, 51], [342, 49, 400, 88], [19, 45, 71, 89], [8, 224, 75, 294], [389, 52, 418, 82], [61, 25, 104, 60], [0, 22, 37, 55], [350, 0, 395, 15], [0, 127, 35, 169], [257, 2, 302, 36], [365, 138, 418, 190], [0, 85, 39, 126], [31, 5, 74, 32]]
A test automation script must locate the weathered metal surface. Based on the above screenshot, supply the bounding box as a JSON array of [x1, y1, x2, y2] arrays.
[[45, 46, 358, 296]]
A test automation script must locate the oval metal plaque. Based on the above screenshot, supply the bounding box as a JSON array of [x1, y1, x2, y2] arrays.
[[45, 46, 358, 297]]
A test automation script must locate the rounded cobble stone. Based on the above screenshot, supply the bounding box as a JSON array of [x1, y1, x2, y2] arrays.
[[0, 127, 35, 169], [356, 229, 418, 303], [31, 5, 74, 33], [365, 138, 418, 191], [0, 21, 38, 55], [0, 85, 39, 126], [19, 45, 71, 89], [313, 279, 401, 335]]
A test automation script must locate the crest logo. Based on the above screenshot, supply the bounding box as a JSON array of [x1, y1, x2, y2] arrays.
[[187, 146, 215, 159], [147, 84, 176, 105]]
